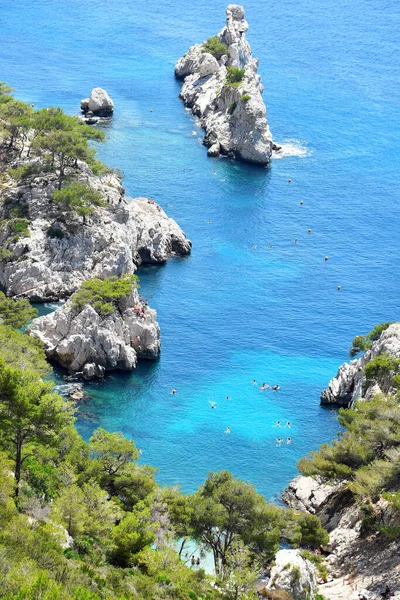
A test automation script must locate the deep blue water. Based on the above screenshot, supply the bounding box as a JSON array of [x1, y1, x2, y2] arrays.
[[2, 0, 400, 500]]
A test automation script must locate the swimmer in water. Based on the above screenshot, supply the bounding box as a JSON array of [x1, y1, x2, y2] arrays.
[[171, 388, 177, 395], [284, 421, 291, 428], [287, 437, 292, 444], [226, 396, 231, 400], [276, 438, 282, 445], [272, 385, 280, 391], [225, 426, 231, 434], [209, 401, 216, 409], [260, 383, 270, 391], [274, 421, 281, 427], [253, 379, 257, 385]]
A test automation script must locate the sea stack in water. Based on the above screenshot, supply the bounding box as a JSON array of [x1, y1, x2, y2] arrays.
[[27, 276, 160, 380], [80, 87, 114, 117], [175, 4, 274, 164]]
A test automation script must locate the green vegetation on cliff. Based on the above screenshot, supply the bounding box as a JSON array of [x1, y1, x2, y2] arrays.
[[0, 291, 38, 328], [71, 274, 138, 317], [226, 67, 245, 86], [298, 393, 400, 504], [53, 181, 105, 217], [0, 82, 107, 191], [349, 322, 393, 357], [202, 36, 229, 60]]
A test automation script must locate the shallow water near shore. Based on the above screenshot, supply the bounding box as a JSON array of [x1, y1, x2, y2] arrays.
[[3, 0, 400, 499]]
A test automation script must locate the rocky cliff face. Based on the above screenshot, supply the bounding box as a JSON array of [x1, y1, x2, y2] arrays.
[[283, 476, 400, 600], [175, 4, 274, 164], [27, 286, 160, 379], [264, 549, 317, 600], [0, 161, 191, 301], [321, 323, 400, 407]]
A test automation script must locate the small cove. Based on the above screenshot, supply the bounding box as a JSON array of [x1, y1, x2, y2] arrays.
[[5, 0, 400, 499]]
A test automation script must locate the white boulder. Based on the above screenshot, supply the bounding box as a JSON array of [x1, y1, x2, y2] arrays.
[[81, 87, 114, 116], [266, 549, 317, 600]]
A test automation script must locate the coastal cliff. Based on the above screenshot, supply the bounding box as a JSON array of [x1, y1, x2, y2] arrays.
[[175, 4, 275, 164], [0, 161, 191, 301], [284, 323, 400, 600], [321, 322, 400, 407]]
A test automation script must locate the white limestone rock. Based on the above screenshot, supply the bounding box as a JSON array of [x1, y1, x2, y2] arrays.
[[266, 549, 317, 600], [175, 4, 273, 164], [81, 87, 114, 116], [0, 164, 191, 301], [321, 323, 400, 407], [27, 286, 160, 378]]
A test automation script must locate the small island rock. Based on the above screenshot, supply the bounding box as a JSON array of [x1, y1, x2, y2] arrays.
[[81, 88, 114, 117], [175, 4, 273, 164]]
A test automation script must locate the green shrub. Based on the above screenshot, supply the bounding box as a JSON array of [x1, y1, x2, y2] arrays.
[[226, 67, 245, 86], [240, 94, 250, 102], [9, 217, 30, 234], [0, 247, 14, 262], [71, 274, 138, 317], [228, 101, 237, 115], [0, 291, 38, 329], [8, 162, 51, 181], [364, 353, 400, 383], [53, 181, 105, 217], [300, 550, 328, 580], [202, 36, 229, 60], [349, 322, 393, 356]]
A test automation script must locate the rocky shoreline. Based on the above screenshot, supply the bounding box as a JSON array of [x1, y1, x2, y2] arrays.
[[282, 323, 400, 600], [175, 4, 277, 164], [0, 162, 191, 301]]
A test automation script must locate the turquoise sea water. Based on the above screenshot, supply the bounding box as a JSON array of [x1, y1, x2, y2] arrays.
[[3, 0, 400, 500]]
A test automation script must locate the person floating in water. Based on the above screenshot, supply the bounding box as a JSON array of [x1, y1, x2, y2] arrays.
[[171, 388, 177, 395], [209, 401, 216, 409], [274, 421, 281, 427], [272, 385, 280, 391], [284, 421, 291, 428], [226, 396, 231, 400], [225, 427, 231, 434], [252, 379, 257, 385], [287, 437, 292, 444], [276, 438, 282, 445], [260, 383, 270, 391]]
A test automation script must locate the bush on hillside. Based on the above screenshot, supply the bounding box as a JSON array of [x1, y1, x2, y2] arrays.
[[202, 36, 229, 60], [71, 274, 138, 317]]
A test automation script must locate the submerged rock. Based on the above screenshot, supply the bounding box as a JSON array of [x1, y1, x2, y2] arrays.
[[320, 322, 400, 407], [27, 285, 160, 379], [81, 87, 114, 117], [0, 163, 191, 301], [175, 4, 273, 164]]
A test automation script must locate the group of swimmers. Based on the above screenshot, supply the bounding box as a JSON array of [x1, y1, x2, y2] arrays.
[[254, 380, 280, 391], [276, 437, 291, 445]]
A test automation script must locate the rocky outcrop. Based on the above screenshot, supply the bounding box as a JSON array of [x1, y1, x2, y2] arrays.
[[320, 323, 400, 407], [80, 88, 114, 117], [265, 549, 317, 600], [27, 286, 160, 379], [0, 162, 191, 301], [283, 476, 400, 599], [175, 4, 275, 164]]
